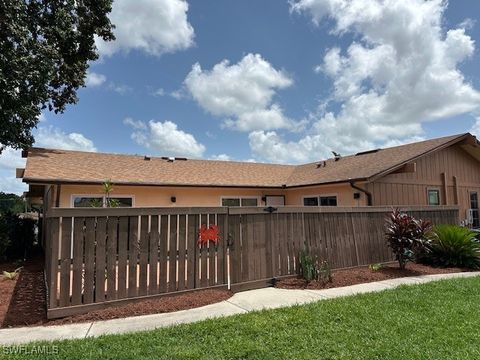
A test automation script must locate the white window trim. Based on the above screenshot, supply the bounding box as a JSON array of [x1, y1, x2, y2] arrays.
[[220, 196, 261, 207], [302, 194, 338, 206], [71, 194, 136, 208]]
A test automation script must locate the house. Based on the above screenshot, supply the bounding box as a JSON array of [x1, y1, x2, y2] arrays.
[[17, 133, 480, 226]]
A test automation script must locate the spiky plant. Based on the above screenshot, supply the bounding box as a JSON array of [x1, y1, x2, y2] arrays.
[[419, 225, 480, 269]]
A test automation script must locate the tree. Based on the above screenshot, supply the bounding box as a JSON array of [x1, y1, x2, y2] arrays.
[[0, 0, 115, 152], [0, 192, 26, 214]]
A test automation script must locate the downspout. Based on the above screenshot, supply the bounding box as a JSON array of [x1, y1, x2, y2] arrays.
[[350, 181, 373, 206]]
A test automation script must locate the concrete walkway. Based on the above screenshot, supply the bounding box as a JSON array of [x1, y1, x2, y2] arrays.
[[1, 271, 479, 345]]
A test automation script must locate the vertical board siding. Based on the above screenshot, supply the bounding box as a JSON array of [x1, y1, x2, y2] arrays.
[[45, 206, 457, 318]]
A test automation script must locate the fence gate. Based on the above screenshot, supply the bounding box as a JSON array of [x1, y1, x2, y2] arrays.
[[44, 207, 229, 319]]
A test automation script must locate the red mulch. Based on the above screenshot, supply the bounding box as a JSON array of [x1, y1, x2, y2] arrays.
[[276, 262, 471, 290], [1, 256, 232, 328], [2, 256, 46, 328], [0, 261, 20, 326]]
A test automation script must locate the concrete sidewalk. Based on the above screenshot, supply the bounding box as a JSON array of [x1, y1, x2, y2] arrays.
[[1, 271, 479, 345]]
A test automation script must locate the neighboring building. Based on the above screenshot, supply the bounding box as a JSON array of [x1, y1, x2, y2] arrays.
[[17, 133, 480, 226]]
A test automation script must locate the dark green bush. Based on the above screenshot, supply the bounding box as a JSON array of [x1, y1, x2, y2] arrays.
[[0, 212, 36, 261], [418, 225, 480, 269]]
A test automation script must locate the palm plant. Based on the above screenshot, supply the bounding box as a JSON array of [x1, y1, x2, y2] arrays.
[[419, 225, 480, 269]]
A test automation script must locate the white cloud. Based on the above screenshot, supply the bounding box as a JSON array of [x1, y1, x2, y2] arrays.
[[96, 0, 194, 57], [184, 53, 297, 132], [125, 119, 205, 158], [86, 72, 107, 87], [154, 88, 166, 97], [0, 145, 27, 195], [258, 0, 480, 163], [108, 82, 132, 95], [209, 154, 232, 161], [34, 126, 97, 152], [0, 128, 96, 194]]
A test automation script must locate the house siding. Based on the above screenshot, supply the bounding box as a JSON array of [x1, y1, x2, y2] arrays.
[[369, 144, 480, 223]]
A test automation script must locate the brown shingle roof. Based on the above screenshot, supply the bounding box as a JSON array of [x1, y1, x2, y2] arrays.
[[22, 133, 471, 188]]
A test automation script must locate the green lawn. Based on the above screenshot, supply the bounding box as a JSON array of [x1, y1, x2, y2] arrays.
[[4, 277, 480, 360]]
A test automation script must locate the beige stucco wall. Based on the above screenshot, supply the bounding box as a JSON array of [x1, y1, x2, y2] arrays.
[[57, 183, 364, 208]]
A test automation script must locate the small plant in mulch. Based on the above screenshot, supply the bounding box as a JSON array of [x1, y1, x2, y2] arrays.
[[2, 267, 22, 280], [385, 209, 432, 270], [299, 247, 332, 284], [369, 263, 383, 272]]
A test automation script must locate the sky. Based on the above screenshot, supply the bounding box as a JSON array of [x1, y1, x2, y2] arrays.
[[2, 0, 480, 194]]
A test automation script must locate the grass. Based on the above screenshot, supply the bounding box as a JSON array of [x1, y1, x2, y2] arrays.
[[3, 277, 480, 360]]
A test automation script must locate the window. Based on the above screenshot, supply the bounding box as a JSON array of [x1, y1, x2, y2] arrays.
[[73, 196, 103, 208], [320, 196, 337, 206], [109, 197, 133, 208], [72, 195, 133, 208], [427, 189, 440, 206], [303, 197, 319, 206], [221, 197, 258, 207], [303, 195, 337, 207]]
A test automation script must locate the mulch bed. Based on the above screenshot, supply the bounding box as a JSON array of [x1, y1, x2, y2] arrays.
[[0, 261, 20, 327], [1, 256, 232, 328], [276, 262, 471, 290], [2, 256, 46, 328]]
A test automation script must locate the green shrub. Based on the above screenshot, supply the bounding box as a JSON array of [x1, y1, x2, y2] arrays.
[[0, 212, 36, 261], [418, 225, 480, 269], [299, 247, 332, 283], [369, 263, 383, 271]]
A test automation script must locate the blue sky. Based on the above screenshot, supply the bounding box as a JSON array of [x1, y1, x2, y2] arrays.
[[2, 0, 480, 194]]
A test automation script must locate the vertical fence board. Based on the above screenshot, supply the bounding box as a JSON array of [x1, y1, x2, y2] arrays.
[[168, 215, 178, 291], [83, 218, 95, 304], [208, 214, 216, 286], [94, 217, 107, 303], [128, 216, 139, 298], [228, 215, 241, 284], [117, 217, 129, 299], [71, 217, 84, 306], [217, 213, 227, 285], [149, 215, 159, 295], [106, 216, 118, 301], [138, 216, 149, 296], [59, 217, 72, 307], [186, 214, 196, 289], [48, 218, 60, 309], [177, 215, 187, 290], [159, 215, 168, 293], [199, 214, 207, 287]]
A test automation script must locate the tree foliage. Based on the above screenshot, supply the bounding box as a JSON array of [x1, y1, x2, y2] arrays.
[[0, 0, 115, 151], [0, 192, 25, 214]]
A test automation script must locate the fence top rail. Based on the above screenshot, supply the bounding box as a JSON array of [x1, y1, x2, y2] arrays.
[[46, 206, 229, 218], [46, 205, 459, 218], [227, 205, 459, 215]]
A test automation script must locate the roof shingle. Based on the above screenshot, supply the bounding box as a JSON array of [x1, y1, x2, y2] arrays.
[[22, 133, 470, 188]]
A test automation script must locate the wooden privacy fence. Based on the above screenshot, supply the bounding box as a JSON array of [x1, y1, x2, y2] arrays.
[[44, 205, 459, 318]]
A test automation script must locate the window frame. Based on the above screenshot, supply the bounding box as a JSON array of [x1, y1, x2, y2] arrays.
[[70, 194, 135, 208], [220, 196, 260, 207], [302, 194, 338, 207], [426, 188, 441, 206]]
